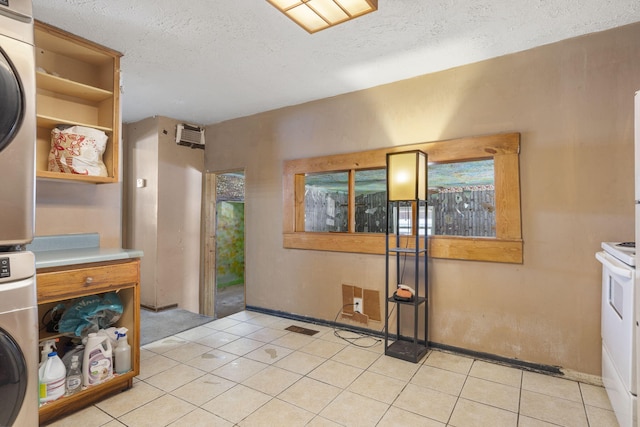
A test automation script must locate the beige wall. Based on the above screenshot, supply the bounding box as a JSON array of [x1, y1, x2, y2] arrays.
[[205, 23, 640, 375], [35, 175, 122, 248], [124, 116, 204, 312], [124, 117, 159, 308]]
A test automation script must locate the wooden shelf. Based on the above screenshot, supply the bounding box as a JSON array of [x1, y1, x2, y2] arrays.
[[38, 330, 71, 342], [36, 71, 113, 102], [35, 21, 121, 184], [39, 372, 135, 423], [36, 170, 116, 184], [36, 114, 112, 133]]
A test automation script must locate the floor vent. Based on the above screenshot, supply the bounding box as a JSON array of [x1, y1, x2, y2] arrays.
[[285, 325, 320, 336]]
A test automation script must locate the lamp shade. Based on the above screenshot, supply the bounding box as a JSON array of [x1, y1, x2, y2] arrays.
[[267, 0, 378, 33], [386, 150, 427, 201]]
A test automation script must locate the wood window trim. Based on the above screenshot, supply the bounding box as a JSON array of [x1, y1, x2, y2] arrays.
[[283, 133, 523, 263]]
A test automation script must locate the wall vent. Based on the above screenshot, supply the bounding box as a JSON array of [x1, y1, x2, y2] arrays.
[[176, 123, 205, 149]]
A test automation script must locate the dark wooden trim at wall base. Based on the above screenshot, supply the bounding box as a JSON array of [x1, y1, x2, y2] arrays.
[[141, 303, 178, 312], [246, 305, 563, 376], [428, 342, 562, 376], [246, 305, 384, 339]]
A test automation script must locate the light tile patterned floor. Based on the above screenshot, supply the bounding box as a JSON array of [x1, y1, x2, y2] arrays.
[[46, 310, 620, 427]]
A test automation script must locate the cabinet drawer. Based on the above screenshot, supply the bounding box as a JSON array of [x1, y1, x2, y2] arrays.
[[37, 260, 139, 303]]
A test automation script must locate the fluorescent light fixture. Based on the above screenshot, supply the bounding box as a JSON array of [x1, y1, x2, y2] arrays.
[[386, 150, 427, 201], [267, 0, 378, 33]]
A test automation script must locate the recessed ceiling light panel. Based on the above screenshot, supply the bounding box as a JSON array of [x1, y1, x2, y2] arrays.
[[267, 0, 378, 33]]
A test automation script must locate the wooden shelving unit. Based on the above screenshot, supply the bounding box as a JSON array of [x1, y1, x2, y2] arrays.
[[36, 259, 141, 425], [34, 21, 122, 183]]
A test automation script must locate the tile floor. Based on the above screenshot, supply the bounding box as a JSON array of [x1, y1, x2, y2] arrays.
[[47, 310, 619, 427]]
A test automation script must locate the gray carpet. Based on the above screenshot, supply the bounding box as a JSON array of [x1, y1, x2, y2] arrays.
[[140, 308, 213, 346]]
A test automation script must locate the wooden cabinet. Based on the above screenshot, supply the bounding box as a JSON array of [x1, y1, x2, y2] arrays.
[[34, 21, 122, 183], [37, 258, 140, 425]]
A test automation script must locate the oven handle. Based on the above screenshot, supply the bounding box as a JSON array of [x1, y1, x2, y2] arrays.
[[595, 251, 633, 279]]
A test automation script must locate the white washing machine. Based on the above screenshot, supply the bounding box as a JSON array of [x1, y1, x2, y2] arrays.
[[0, 251, 38, 426]]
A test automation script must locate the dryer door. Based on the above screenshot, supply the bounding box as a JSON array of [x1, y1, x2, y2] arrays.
[[0, 329, 28, 427], [0, 45, 23, 154], [0, 33, 35, 247]]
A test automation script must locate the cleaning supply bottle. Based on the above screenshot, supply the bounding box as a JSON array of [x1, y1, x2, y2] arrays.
[[65, 355, 82, 396], [62, 344, 84, 372], [38, 351, 66, 403], [39, 339, 58, 366], [83, 332, 113, 386], [113, 327, 131, 374]]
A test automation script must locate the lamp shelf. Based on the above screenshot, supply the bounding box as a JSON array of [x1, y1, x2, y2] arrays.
[[384, 150, 429, 364], [388, 247, 427, 254], [385, 340, 429, 364], [387, 296, 427, 305]]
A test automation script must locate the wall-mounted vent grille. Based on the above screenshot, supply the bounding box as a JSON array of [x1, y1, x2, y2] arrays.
[[176, 123, 205, 149]]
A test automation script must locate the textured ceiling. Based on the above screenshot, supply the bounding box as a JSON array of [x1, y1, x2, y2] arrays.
[[32, 0, 640, 126]]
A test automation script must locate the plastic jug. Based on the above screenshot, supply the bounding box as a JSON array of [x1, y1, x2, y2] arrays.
[[113, 327, 131, 374], [39, 351, 66, 403], [83, 332, 113, 386]]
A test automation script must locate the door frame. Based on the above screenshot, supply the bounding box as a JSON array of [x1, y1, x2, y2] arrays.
[[200, 172, 216, 316], [200, 169, 246, 317]]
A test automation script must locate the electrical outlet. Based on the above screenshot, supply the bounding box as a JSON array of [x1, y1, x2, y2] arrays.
[[353, 297, 363, 313]]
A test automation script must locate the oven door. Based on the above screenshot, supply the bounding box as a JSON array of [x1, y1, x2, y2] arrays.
[[597, 251, 636, 394]]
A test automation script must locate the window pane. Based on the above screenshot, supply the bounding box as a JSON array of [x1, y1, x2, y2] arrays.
[[304, 171, 349, 232], [428, 159, 496, 237], [396, 202, 412, 235], [354, 169, 386, 233], [392, 201, 428, 236]]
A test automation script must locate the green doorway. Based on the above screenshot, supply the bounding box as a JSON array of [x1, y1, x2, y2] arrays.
[[215, 172, 245, 318]]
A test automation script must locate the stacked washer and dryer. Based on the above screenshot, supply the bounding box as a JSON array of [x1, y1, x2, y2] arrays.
[[0, 1, 39, 426]]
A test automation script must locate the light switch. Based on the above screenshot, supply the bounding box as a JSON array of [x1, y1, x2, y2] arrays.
[[136, 178, 146, 188]]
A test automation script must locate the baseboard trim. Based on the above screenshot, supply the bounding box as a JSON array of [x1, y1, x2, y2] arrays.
[[141, 303, 178, 312], [429, 342, 562, 376], [246, 305, 384, 338], [246, 305, 570, 378]]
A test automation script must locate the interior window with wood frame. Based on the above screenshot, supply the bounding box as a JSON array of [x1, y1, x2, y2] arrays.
[[283, 133, 523, 263]]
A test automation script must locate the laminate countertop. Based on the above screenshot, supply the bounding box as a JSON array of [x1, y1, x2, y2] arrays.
[[26, 233, 143, 269]]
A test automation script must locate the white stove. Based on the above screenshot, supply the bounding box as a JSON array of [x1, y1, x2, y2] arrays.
[[602, 241, 635, 267], [597, 241, 637, 427]]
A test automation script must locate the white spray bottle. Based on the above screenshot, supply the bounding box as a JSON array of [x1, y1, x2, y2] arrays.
[[113, 327, 131, 374], [40, 339, 58, 366]]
